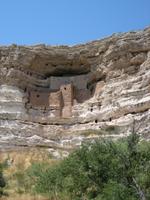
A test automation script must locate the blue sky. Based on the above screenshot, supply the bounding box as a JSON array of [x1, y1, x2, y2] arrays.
[[0, 0, 149, 45]]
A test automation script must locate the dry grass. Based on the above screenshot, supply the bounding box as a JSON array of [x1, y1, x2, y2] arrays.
[[0, 148, 59, 200], [1, 147, 57, 175], [1, 194, 48, 200]]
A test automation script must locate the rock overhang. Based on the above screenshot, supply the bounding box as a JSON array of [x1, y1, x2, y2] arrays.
[[0, 27, 150, 155]]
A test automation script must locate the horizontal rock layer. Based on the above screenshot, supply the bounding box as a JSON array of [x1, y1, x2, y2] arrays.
[[0, 27, 150, 156]]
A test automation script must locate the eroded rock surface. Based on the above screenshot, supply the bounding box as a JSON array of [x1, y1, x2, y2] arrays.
[[0, 27, 150, 156]]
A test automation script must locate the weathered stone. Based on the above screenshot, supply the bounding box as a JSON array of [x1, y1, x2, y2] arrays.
[[0, 27, 150, 156]]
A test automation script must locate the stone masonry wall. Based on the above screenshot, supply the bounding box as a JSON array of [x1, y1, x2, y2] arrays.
[[61, 83, 73, 118]]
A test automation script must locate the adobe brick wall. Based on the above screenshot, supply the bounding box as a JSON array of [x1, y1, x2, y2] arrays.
[[50, 76, 70, 90], [60, 84, 73, 106], [50, 74, 91, 90], [29, 91, 49, 108], [70, 74, 91, 89], [49, 91, 62, 108], [60, 84, 73, 118], [28, 79, 93, 118], [62, 106, 72, 118], [49, 91, 62, 117], [50, 109, 61, 118]]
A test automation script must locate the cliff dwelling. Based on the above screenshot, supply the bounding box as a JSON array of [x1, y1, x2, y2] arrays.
[[0, 27, 150, 153], [27, 73, 94, 118]]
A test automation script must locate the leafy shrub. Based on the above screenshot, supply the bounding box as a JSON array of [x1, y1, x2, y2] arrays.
[[27, 133, 150, 200], [0, 163, 6, 196]]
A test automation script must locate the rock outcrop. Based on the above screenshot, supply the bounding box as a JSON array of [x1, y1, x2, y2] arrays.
[[0, 27, 150, 157]]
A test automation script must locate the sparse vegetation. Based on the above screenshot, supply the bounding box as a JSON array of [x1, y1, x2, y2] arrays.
[[1, 134, 150, 200], [26, 133, 150, 200], [0, 162, 6, 197], [0, 148, 57, 200]]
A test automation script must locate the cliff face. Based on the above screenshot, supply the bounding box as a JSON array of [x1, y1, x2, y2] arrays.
[[0, 27, 150, 157]]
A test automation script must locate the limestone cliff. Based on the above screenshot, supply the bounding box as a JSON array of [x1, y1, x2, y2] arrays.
[[0, 27, 150, 157]]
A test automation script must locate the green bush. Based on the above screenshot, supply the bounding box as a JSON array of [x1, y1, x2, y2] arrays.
[[0, 163, 6, 197], [27, 133, 150, 200]]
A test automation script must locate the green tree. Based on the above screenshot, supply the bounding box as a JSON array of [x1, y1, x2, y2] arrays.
[[27, 133, 150, 200]]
